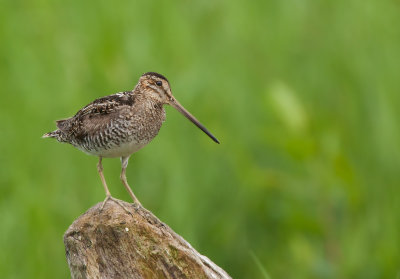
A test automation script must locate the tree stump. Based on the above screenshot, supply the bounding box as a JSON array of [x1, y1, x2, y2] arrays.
[[64, 200, 231, 279]]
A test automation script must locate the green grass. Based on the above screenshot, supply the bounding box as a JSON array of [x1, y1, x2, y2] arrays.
[[1, 0, 399, 278]]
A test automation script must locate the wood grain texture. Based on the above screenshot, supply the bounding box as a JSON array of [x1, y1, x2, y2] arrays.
[[64, 200, 231, 279]]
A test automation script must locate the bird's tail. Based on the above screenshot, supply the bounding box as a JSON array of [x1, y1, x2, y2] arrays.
[[42, 130, 57, 138], [42, 130, 64, 141]]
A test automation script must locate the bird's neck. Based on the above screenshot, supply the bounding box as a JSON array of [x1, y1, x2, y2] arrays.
[[132, 86, 165, 109], [133, 92, 161, 108]]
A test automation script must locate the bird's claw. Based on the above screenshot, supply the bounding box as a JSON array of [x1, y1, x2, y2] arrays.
[[100, 195, 132, 215]]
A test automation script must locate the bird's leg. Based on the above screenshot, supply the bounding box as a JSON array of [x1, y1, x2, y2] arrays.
[[97, 157, 131, 214], [120, 156, 141, 206], [98, 156, 111, 197]]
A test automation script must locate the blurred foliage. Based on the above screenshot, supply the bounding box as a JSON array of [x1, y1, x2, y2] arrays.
[[1, 0, 400, 278]]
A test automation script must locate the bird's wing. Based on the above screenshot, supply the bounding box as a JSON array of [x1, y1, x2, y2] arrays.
[[56, 91, 136, 137], [76, 91, 135, 118]]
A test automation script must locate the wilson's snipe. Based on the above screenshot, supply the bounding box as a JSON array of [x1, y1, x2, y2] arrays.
[[43, 72, 219, 211]]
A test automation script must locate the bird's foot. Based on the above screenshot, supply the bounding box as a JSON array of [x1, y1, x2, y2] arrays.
[[100, 195, 132, 215], [131, 197, 142, 208]]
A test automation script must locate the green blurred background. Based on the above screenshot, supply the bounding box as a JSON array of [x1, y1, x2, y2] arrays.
[[1, 0, 399, 278]]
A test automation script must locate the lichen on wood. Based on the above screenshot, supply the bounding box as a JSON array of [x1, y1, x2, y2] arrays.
[[64, 200, 231, 279]]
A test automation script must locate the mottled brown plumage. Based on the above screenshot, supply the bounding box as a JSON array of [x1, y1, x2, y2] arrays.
[[43, 72, 219, 210]]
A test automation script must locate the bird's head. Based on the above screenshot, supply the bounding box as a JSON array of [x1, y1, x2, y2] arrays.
[[139, 72, 172, 104], [138, 72, 220, 144]]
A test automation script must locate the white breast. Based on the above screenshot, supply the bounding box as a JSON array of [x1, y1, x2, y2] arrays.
[[78, 140, 148, 158]]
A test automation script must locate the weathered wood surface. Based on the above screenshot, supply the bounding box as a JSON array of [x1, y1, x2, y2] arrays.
[[64, 200, 231, 279]]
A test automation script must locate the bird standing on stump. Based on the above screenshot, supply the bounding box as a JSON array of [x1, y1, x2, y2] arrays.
[[43, 72, 219, 211]]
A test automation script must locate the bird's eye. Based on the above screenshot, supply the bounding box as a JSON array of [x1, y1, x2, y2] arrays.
[[156, 81, 162, 86]]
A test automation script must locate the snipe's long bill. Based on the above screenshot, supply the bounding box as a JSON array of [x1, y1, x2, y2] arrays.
[[170, 98, 219, 144], [43, 72, 219, 212]]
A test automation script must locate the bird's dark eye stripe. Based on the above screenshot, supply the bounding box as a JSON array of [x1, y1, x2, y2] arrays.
[[156, 81, 162, 86]]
